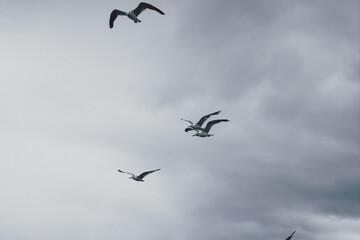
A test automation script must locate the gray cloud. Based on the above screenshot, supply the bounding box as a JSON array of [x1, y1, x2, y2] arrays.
[[0, 0, 359, 240]]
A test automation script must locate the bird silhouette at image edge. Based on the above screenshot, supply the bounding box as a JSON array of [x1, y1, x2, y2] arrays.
[[285, 231, 296, 240]]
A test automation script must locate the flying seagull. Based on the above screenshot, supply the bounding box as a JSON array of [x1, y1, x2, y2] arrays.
[[117, 169, 160, 182], [181, 110, 221, 132], [109, 2, 165, 28], [192, 119, 229, 137], [285, 231, 296, 240]]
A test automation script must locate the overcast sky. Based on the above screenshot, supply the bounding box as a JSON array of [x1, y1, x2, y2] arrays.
[[0, 0, 359, 239]]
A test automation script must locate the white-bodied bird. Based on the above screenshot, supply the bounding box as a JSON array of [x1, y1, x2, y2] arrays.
[[181, 110, 221, 132], [117, 168, 160, 182], [109, 2, 165, 28], [285, 231, 296, 240], [192, 119, 229, 137]]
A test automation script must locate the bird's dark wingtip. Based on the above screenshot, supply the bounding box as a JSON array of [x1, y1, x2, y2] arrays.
[[109, 20, 114, 28]]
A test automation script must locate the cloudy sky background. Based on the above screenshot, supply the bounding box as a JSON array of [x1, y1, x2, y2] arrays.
[[0, 0, 359, 239]]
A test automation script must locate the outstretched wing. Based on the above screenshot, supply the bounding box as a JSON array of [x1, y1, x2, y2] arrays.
[[137, 168, 160, 179], [118, 169, 135, 178], [196, 111, 221, 126], [109, 9, 127, 28], [181, 118, 193, 125], [132, 2, 165, 16], [285, 231, 296, 240], [204, 119, 229, 133]]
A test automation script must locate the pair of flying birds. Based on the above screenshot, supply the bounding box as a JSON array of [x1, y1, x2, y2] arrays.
[[181, 110, 229, 137]]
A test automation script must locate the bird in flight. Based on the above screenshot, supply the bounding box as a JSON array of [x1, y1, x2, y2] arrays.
[[285, 231, 296, 240], [117, 168, 160, 182], [109, 2, 165, 28], [192, 119, 229, 137], [181, 110, 221, 132]]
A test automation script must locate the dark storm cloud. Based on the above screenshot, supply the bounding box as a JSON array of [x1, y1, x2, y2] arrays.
[[166, 138, 359, 239]]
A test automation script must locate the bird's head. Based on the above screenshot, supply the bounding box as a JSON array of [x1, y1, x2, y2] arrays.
[[185, 127, 192, 132]]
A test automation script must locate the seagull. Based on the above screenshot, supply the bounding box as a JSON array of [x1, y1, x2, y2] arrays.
[[117, 169, 160, 182], [181, 111, 221, 132], [109, 2, 165, 28], [285, 231, 296, 240], [192, 119, 229, 137]]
